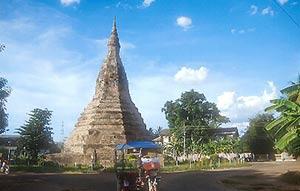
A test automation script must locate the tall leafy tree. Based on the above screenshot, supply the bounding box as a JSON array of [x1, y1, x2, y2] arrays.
[[162, 90, 229, 153], [0, 77, 11, 134], [241, 113, 275, 155], [265, 76, 300, 156], [16, 108, 54, 164], [202, 138, 237, 156]]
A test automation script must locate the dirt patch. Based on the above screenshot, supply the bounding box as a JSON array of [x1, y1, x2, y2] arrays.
[[280, 171, 300, 185], [222, 161, 300, 191]]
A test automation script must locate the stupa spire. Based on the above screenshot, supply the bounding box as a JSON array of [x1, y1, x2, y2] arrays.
[[62, 19, 151, 167], [112, 16, 117, 32], [108, 17, 120, 50]]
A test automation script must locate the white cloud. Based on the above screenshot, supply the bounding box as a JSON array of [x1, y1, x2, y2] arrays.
[[278, 0, 289, 5], [174, 66, 208, 83], [217, 91, 235, 110], [238, 29, 245, 34], [0, 16, 105, 141], [291, 1, 298, 6], [231, 28, 255, 35], [247, 28, 256, 32], [262, 7, 274, 16], [218, 81, 277, 134], [116, 1, 133, 9], [250, 5, 258, 15], [236, 81, 276, 109], [60, 0, 80, 6], [218, 81, 277, 120], [130, 71, 278, 135], [143, 0, 155, 7], [176, 16, 192, 30]]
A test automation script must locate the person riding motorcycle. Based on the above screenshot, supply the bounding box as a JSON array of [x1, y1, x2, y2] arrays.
[[0, 157, 10, 174]]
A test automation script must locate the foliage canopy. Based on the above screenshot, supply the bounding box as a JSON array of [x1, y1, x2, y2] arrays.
[[265, 76, 300, 156], [0, 77, 11, 134], [240, 113, 274, 155], [16, 108, 54, 164], [162, 90, 230, 155]]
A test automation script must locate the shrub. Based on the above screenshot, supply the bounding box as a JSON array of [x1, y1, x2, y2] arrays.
[[164, 155, 175, 165], [43, 161, 60, 168], [0, 147, 8, 159]]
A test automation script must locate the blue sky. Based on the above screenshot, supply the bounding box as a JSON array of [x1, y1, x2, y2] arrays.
[[0, 0, 299, 141]]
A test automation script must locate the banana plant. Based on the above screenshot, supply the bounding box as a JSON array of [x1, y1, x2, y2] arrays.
[[265, 76, 300, 152]]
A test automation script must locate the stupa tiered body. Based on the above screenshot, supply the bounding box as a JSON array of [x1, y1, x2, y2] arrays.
[[63, 19, 150, 166]]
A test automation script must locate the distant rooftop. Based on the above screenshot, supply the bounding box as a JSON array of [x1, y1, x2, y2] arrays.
[[210, 127, 239, 138], [159, 129, 170, 136], [0, 134, 20, 147], [0, 134, 20, 139]]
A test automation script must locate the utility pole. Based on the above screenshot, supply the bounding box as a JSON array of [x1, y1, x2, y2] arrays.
[[183, 123, 186, 158]]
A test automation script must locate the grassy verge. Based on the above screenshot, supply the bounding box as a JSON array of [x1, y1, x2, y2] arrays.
[[162, 162, 251, 173], [10, 165, 99, 174], [11, 161, 251, 174]]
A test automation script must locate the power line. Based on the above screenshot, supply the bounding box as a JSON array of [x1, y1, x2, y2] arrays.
[[272, 0, 300, 30]]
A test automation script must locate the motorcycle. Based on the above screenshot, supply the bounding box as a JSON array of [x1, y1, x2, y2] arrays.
[[115, 141, 161, 191], [0, 160, 10, 175]]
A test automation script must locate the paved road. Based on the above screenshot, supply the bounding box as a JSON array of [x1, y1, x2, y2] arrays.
[[0, 169, 247, 191], [0, 162, 298, 191], [0, 171, 238, 191]]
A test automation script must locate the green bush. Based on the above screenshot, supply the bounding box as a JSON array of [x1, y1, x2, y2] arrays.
[[43, 161, 60, 168], [37, 154, 46, 166], [163, 155, 175, 165], [15, 156, 29, 165], [76, 164, 82, 169], [93, 161, 103, 170]]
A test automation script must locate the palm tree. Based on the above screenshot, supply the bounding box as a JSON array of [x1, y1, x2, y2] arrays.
[[265, 75, 300, 155]]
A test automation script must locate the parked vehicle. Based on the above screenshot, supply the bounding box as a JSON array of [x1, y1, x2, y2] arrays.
[[115, 141, 161, 191], [0, 159, 10, 175]]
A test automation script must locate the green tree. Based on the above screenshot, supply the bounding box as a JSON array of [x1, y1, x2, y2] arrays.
[[202, 138, 237, 156], [154, 126, 163, 136], [147, 127, 162, 137], [16, 108, 54, 164], [0, 77, 11, 134], [148, 127, 154, 136], [162, 90, 229, 154], [241, 113, 275, 155], [265, 76, 300, 156]]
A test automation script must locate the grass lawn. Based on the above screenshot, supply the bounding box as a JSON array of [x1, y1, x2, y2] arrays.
[[162, 161, 251, 173], [10, 164, 99, 173]]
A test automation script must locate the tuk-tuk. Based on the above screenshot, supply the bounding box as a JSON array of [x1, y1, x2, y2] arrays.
[[115, 141, 161, 191]]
